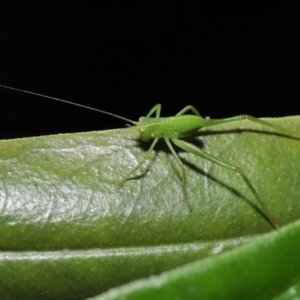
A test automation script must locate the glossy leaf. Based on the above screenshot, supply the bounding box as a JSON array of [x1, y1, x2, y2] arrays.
[[0, 117, 300, 299], [91, 219, 300, 300]]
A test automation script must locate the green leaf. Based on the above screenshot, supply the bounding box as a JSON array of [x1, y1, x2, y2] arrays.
[[89, 219, 300, 300], [0, 117, 300, 299], [274, 281, 300, 300]]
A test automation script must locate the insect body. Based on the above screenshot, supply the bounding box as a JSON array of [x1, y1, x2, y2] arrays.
[[1, 84, 299, 229]]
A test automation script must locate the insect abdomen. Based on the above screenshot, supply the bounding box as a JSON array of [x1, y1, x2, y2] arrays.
[[154, 115, 205, 138]]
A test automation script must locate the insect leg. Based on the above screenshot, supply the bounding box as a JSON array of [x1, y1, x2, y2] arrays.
[[203, 115, 299, 139], [171, 138, 279, 229], [164, 138, 192, 212], [119, 137, 159, 187], [145, 104, 162, 118], [242, 115, 300, 139], [176, 106, 201, 116]]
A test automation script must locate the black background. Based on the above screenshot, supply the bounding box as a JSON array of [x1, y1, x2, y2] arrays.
[[0, 1, 299, 139]]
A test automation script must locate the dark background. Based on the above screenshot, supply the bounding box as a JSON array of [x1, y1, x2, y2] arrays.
[[0, 1, 299, 139]]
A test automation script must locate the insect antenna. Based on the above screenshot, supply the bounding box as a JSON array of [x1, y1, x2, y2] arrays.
[[0, 84, 137, 125]]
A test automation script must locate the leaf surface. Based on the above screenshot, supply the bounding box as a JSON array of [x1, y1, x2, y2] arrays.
[[90, 219, 300, 300], [0, 117, 300, 299]]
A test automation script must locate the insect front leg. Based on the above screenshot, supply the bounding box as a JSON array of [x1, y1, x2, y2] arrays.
[[145, 104, 162, 118], [119, 137, 159, 187], [171, 138, 280, 230]]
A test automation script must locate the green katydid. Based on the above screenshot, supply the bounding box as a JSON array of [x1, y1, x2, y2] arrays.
[[1, 84, 299, 230]]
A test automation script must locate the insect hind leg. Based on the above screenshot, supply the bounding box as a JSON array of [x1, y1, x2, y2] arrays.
[[172, 138, 280, 229]]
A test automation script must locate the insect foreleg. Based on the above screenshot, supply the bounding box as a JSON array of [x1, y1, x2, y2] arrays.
[[119, 137, 159, 187], [164, 138, 192, 211], [176, 105, 201, 116], [145, 104, 162, 118], [171, 138, 279, 229]]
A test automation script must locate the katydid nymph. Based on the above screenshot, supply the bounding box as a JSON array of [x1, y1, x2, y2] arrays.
[[1, 84, 299, 230]]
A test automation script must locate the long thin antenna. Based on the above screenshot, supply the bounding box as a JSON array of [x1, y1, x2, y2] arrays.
[[0, 84, 136, 125]]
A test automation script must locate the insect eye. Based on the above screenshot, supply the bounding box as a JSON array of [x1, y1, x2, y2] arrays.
[[140, 125, 147, 132]]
